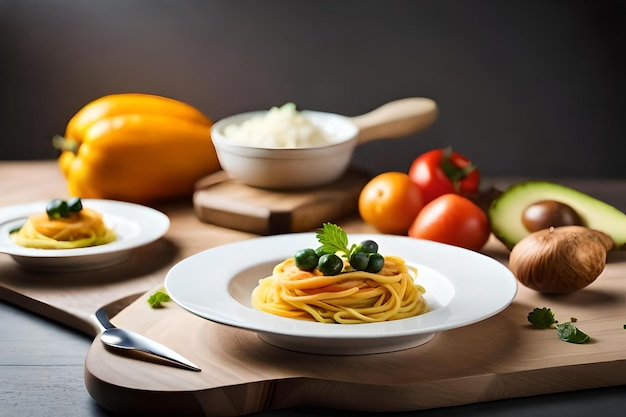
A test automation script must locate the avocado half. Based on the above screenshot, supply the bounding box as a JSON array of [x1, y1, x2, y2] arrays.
[[488, 180, 626, 250]]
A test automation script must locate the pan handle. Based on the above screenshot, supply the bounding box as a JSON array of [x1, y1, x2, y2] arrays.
[[349, 97, 438, 145]]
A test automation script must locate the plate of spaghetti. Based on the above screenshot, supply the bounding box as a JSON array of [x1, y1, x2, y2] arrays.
[[165, 228, 518, 355], [0, 199, 169, 272]]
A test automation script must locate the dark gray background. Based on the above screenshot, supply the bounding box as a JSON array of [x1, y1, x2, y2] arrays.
[[1, 0, 625, 178]]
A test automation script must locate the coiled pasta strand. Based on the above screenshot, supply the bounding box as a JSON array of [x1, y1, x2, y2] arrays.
[[10, 208, 116, 249], [251, 255, 428, 324]]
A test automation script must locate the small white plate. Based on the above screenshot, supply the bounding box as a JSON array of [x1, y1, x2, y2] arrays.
[[0, 199, 170, 272], [165, 233, 518, 355]]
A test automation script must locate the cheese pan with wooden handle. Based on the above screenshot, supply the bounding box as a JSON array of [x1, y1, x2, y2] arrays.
[[210, 98, 438, 189]]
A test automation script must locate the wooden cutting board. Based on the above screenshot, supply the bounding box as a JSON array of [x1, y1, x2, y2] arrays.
[[3, 162, 626, 417], [84, 242, 626, 417], [193, 170, 370, 235]]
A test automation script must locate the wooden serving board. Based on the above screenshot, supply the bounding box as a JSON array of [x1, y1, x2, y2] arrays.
[[0, 162, 258, 335], [193, 170, 370, 235], [84, 242, 626, 417], [2, 162, 626, 416]]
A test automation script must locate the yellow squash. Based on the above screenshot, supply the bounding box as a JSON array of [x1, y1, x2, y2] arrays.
[[54, 93, 220, 203]]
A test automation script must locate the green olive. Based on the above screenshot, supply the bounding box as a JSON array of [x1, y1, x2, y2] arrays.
[[357, 239, 379, 254], [349, 251, 369, 271], [67, 197, 83, 213], [46, 199, 69, 219], [365, 253, 385, 273], [294, 248, 319, 271], [317, 253, 343, 276]]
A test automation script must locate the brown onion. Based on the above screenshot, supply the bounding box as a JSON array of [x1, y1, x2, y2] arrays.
[[508, 225, 613, 294]]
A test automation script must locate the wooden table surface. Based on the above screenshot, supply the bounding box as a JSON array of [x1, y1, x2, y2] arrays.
[[1, 160, 625, 417]]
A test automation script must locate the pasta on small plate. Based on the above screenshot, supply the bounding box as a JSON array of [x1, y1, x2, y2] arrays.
[[0, 199, 169, 272]]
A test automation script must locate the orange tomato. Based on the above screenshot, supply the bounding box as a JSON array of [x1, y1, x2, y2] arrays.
[[358, 172, 424, 234], [408, 194, 490, 251]]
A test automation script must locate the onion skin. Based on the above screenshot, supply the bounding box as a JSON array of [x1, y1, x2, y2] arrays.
[[508, 226, 613, 294]]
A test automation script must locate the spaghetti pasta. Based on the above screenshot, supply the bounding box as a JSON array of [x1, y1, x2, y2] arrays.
[[251, 254, 428, 324], [10, 207, 116, 249]]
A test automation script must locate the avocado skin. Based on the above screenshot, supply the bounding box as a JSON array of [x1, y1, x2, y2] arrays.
[[488, 180, 626, 250]]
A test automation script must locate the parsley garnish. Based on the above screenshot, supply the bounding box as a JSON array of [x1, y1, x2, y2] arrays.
[[527, 307, 590, 344], [316, 223, 353, 256], [305, 223, 384, 275], [556, 322, 590, 344], [147, 289, 171, 308], [527, 307, 557, 329]]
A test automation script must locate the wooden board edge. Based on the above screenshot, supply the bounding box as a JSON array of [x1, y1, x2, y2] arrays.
[[84, 358, 626, 416]]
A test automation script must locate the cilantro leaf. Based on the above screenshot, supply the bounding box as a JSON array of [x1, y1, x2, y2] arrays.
[[315, 223, 351, 256], [527, 307, 592, 344], [556, 322, 590, 344], [527, 307, 558, 329], [148, 289, 171, 308]]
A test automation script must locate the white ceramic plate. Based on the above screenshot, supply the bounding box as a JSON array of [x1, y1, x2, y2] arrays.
[[165, 233, 518, 355], [0, 199, 170, 272]]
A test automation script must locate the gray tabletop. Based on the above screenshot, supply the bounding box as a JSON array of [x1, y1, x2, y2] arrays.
[[2, 300, 624, 416]]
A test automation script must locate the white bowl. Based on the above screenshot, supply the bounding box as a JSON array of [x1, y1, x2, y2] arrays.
[[211, 110, 358, 189], [211, 98, 438, 189]]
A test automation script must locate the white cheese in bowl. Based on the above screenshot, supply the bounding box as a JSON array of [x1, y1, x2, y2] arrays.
[[223, 103, 333, 148]]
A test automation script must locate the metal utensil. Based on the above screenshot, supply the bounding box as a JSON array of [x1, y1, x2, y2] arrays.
[[93, 307, 201, 372]]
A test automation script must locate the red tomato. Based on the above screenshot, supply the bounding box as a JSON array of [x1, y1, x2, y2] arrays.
[[358, 172, 424, 235], [408, 147, 480, 204], [408, 194, 490, 251]]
